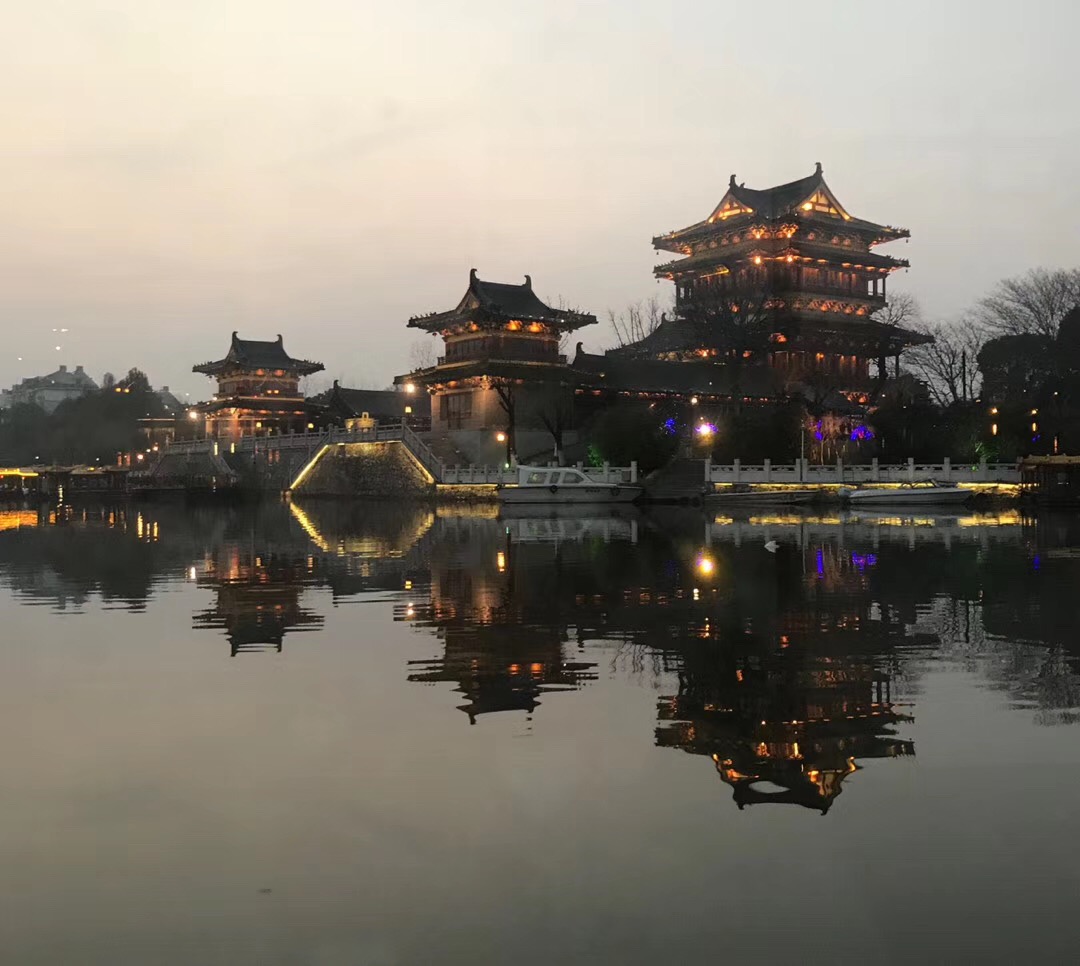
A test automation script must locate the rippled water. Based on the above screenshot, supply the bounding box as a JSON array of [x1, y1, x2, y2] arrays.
[[2, 500, 1079, 964]]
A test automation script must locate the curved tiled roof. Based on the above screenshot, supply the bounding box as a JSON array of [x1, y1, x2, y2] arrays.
[[408, 269, 597, 332], [193, 332, 324, 376]]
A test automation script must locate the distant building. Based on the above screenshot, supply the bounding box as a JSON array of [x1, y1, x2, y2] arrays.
[[1, 365, 98, 413], [155, 386, 185, 416], [192, 332, 324, 439], [395, 269, 596, 434], [313, 380, 430, 431]]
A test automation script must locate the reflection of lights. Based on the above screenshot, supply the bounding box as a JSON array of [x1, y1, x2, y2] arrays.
[[404, 579, 413, 590], [692, 588, 700, 601], [405, 605, 415, 618], [496, 551, 506, 572], [696, 554, 716, 576]]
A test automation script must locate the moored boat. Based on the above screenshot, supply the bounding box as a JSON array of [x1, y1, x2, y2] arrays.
[[497, 466, 641, 504], [840, 480, 971, 506]]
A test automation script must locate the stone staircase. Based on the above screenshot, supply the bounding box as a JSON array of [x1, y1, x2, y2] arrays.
[[643, 458, 708, 503]]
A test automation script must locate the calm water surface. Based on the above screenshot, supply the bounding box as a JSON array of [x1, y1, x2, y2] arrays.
[[1, 500, 1079, 964]]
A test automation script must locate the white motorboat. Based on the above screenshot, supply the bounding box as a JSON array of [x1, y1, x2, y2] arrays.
[[497, 466, 642, 504], [840, 480, 971, 506]]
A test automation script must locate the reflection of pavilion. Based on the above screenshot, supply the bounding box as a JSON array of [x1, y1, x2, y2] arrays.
[[656, 645, 913, 813], [402, 519, 598, 722], [193, 545, 323, 656], [408, 625, 596, 724]]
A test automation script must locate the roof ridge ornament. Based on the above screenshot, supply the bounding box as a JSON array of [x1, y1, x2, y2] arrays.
[[469, 267, 478, 282], [524, 274, 532, 290], [815, 161, 823, 175], [729, 173, 737, 188]]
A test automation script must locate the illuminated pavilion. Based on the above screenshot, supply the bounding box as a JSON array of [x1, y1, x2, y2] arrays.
[[574, 164, 931, 410], [193, 332, 325, 440]]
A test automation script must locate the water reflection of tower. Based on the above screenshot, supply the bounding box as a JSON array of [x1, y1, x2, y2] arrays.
[[656, 642, 914, 814], [193, 544, 323, 655], [404, 518, 598, 723]]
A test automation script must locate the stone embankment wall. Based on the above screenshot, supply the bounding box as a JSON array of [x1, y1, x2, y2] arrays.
[[150, 450, 237, 484], [295, 441, 435, 499]]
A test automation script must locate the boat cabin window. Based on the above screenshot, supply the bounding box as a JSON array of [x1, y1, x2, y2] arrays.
[[526, 471, 548, 485], [561, 471, 586, 484]]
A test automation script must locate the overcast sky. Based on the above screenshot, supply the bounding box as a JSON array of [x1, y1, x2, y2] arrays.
[[1, 0, 1077, 400]]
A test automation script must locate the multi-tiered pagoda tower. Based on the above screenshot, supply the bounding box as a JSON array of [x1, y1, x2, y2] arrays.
[[644, 163, 928, 393], [397, 269, 596, 434], [193, 332, 324, 440]]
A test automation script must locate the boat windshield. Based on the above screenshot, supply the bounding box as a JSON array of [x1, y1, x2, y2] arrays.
[[525, 471, 548, 485]]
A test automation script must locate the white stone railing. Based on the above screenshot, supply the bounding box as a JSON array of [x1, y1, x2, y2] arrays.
[[705, 457, 1021, 485]]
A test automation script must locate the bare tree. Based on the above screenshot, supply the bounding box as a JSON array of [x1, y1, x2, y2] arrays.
[[536, 385, 574, 465], [550, 295, 595, 357], [976, 267, 1080, 338], [905, 318, 987, 406], [408, 337, 436, 371], [491, 378, 517, 465], [608, 296, 669, 348], [874, 291, 922, 330], [677, 289, 774, 411]]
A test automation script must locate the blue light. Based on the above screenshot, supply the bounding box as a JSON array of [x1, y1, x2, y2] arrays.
[[815, 548, 825, 576]]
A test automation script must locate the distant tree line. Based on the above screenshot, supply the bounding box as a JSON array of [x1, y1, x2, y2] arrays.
[[0, 368, 165, 466]]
